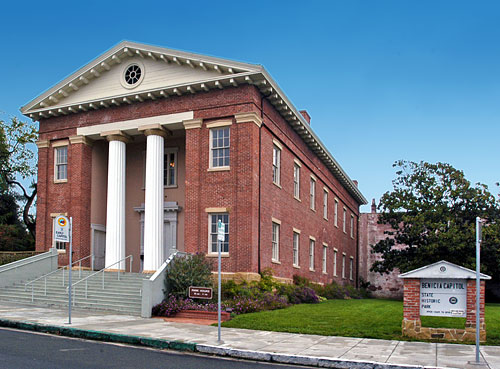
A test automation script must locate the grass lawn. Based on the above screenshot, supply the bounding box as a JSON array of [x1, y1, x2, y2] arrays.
[[222, 299, 500, 345]]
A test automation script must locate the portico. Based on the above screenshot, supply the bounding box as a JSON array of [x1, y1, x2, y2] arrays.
[[78, 112, 192, 272]]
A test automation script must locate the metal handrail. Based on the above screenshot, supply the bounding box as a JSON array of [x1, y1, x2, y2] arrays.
[[68, 255, 133, 305], [24, 254, 94, 302]]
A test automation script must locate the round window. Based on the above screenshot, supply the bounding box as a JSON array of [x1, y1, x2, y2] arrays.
[[124, 64, 142, 85], [120, 62, 145, 89]]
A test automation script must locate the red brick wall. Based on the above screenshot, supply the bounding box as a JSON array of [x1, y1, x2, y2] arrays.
[[359, 210, 404, 298], [466, 279, 486, 328], [403, 279, 420, 320], [184, 117, 261, 273], [258, 98, 359, 285]]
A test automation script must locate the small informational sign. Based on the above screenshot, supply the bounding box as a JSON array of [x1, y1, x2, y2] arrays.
[[54, 215, 70, 243], [217, 220, 225, 241], [420, 278, 466, 317], [189, 286, 213, 299]]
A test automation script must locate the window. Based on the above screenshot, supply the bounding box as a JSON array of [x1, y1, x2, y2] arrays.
[[350, 215, 354, 238], [350, 257, 354, 280], [272, 145, 281, 185], [209, 214, 229, 253], [333, 249, 338, 276], [54, 146, 68, 181], [293, 164, 300, 199], [310, 177, 316, 210], [334, 199, 338, 227], [164, 149, 177, 187], [343, 208, 347, 233], [323, 190, 328, 219], [309, 239, 315, 270], [293, 231, 300, 267], [52, 218, 66, 251], [210, 127, 230, 168], [342, 254, 346, 278], [272, 222, 280, 262], [322, 245, 327, 274]]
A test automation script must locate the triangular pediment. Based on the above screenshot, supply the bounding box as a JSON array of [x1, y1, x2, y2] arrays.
[[398, 260, 491, 280], [21, 41, 261, 115]]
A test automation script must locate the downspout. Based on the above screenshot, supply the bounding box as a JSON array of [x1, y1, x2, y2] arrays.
[[258, 95, 264, 275], [356, 213, 360, 289]]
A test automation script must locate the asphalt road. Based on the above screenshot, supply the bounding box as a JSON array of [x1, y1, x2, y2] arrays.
[[0, 328, 309, 369]]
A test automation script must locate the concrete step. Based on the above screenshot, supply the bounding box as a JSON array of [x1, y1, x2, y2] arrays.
[[0, 296, 141, 314], [0, 290, 142, 303], [0, 270, 150, 316]]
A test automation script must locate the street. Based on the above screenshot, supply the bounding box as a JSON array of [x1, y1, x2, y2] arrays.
[[0, 328, 308, 369]]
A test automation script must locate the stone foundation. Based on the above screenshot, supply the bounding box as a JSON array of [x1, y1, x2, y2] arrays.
[[211, 272, 261, 283], [402, 319, 486, 342]]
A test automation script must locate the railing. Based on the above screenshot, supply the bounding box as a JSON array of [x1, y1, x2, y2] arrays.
[[68, 255, 133, 306], [24, 254, 94, 302]]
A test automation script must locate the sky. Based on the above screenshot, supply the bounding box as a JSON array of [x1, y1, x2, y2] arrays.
[[1, 0, 499, 212]]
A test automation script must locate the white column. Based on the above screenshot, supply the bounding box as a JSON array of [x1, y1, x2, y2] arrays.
[[103, 133, 129, 271], [141, 127, 169, 272]]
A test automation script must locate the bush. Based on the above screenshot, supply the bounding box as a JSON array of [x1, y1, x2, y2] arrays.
[[153, 294, 223, 317], [165, 253, 213, 298], [225, 293, 289, 315]]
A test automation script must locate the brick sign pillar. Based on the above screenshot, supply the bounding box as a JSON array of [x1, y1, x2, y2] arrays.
[[402, 278, 421, 335], [466, 279, 486, 341], [399, 261, 490, 343]]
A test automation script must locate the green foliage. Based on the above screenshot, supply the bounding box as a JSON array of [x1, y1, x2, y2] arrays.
[[371, 160, 500, 283], [0, 116, 38, 240], [164, 253, 213, 298], [0, 185, 33, 250]]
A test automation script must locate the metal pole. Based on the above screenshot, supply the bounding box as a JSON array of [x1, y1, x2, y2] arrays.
[[68, 217, 73, 325], [218, 235, 222, 343], [475, 217, 481, 363]]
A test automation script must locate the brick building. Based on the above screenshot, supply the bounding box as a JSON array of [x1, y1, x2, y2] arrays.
[[359, 199, 405, 298], [21, 41, 366, 284]]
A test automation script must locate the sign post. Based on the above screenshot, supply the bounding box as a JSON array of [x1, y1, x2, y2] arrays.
[[217, 219, 225, 343], [54, 215, 72, 324], [475, 217, 482, 364]]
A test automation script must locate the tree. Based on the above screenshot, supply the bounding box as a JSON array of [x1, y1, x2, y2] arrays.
[[371, 160, 500, 283], [0, 116, 38, 239]]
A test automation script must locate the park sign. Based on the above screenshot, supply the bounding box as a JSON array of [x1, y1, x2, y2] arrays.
[[54, 215, 70, 242], [189, 286, 213, 299], [399, 260, 491, 343], [420, 279, 466, 317]]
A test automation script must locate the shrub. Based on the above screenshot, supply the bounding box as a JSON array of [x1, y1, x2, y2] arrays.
[[153, 294, 224, 317], [225, 293, 289, 315], [322, 281, 346, 300], [165, 253, 213, 298]]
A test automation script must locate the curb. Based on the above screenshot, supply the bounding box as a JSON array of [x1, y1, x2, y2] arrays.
[[0, 319, 454, 369]]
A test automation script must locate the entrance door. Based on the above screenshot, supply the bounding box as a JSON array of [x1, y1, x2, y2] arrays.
[[92, 225, 106, 270]]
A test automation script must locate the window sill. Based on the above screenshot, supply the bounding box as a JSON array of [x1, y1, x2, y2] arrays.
[[207, 253, 230, 258], [322, 272, 328, 275], [57, 250, 66, 254], [323, 217, 328, 221], [293, 265, 300, 269], [309, 268, 315, 272], [272, 259, 281, 264], [207, 166, 230, 172], [310, 208, 316, 212], [273, 182, 282, 189], [54, 179, 68, 184], [334, 224, 338, 228], [165, 185, 178, 189], [294, 196, 301, 202]]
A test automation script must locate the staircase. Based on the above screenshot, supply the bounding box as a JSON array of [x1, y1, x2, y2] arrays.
[[0, 270, 150, 315]]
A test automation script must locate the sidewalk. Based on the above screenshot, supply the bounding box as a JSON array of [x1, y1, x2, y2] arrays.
[[0, 301, 498, 369]]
